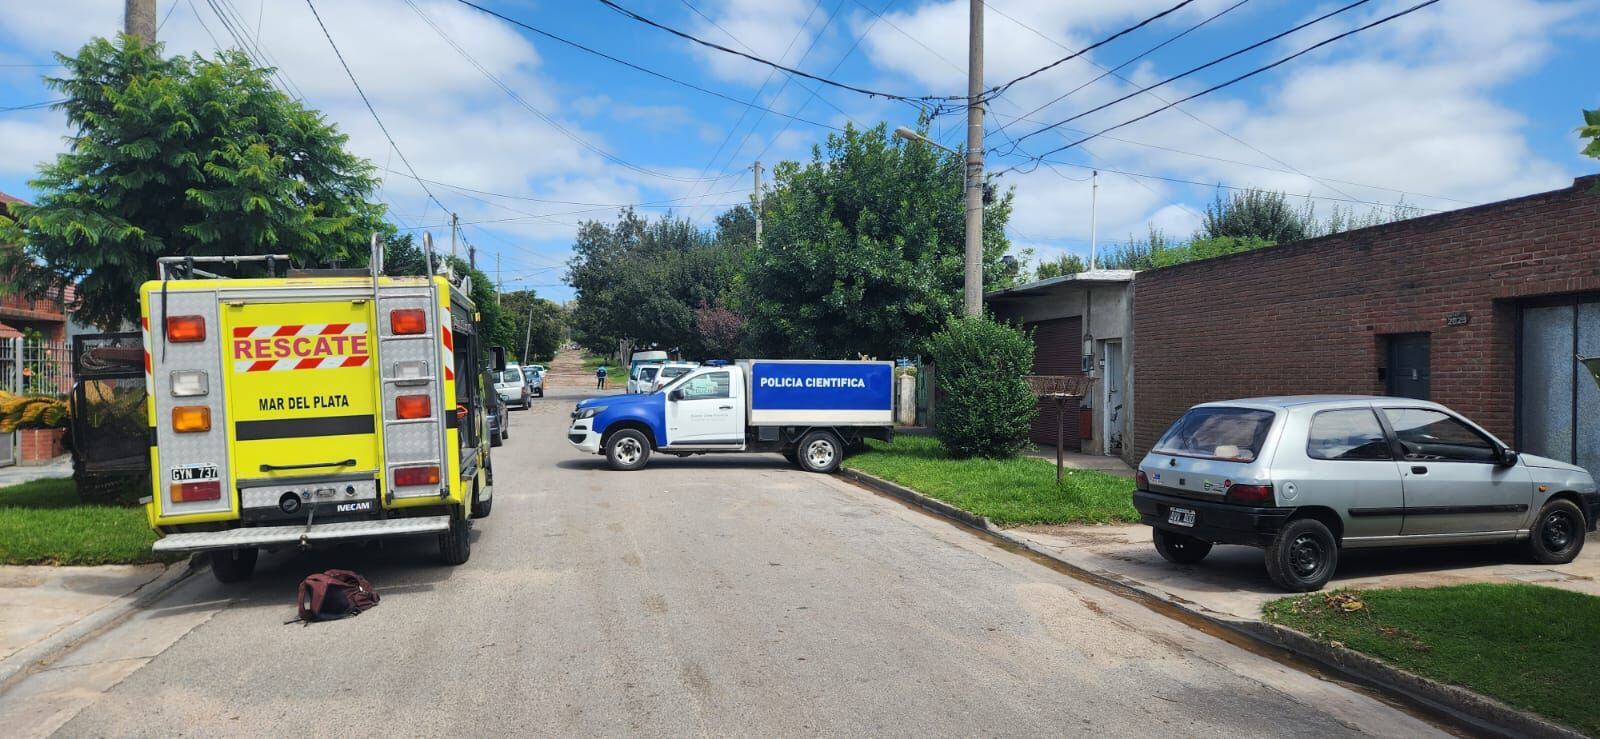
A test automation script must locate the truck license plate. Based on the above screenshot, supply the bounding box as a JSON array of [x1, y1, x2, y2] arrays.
[[171, 464, 219, 483], [1167, 507, 1196, 527]]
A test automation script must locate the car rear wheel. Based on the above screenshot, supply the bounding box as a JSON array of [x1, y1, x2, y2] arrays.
[[490, 426, 503, 447], [796, 430, 842, 474], [1528, 499, 1586, 564], [1153, 529, 1212, 564], [210, 548, 258, 583], [606, 429, 651, 471], [1264, 518, 1338, 592], [470, 480, 493, 519]]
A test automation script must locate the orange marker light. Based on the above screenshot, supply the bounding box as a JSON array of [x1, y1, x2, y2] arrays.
[[396, 394, 431, 419], [390, 309, 427, 335], [172, 406, 211, 432], [166, 315, 206, 342]]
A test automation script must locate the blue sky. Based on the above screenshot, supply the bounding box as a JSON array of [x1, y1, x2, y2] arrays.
[[2, 0, 1597, 302]]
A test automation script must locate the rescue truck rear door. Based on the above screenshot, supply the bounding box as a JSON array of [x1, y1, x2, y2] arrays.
[[223, 299, 380, 483]]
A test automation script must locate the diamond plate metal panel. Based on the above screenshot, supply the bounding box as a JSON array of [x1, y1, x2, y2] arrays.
[[150, 290, 232, 517], [376, 289, 449, 499], [151, 515, 449, 552], [241, 479, 378, 510]]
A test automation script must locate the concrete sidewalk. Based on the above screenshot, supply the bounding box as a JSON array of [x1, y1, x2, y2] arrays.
[[1009, 523, 1600, 622], [1021, 445, 1135, 478], [0, 456, 71, 487], [0, 565, 175, 686]]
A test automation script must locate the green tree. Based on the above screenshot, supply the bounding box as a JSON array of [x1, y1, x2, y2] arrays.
[[740, 123, 1013, 359], [0, 36, 385, 329], [501, 289, 564, 363], [924, 315, 1037, 459], [382, 233, 510, 356], [1034, 253, 1086, 280], [1200, 188, 1315, 244], [1583, 109, 1600, 161]]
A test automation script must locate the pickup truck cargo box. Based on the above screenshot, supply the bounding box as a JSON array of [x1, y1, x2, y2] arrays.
[[740, 360, 894, 426]]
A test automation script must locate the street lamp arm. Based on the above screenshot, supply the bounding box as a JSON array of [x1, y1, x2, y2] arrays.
[[893, 126, 961, 156]]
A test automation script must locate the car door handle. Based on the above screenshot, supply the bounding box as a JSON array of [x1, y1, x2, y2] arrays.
[[1411, 466, 1428, 475], [718, 405, 733, 410]]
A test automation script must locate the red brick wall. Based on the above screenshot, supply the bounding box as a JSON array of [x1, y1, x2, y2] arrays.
[[1132, 176, 1600, 459], [19, 428, 66, 464]]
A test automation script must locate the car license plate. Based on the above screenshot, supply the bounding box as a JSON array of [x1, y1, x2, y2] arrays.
[[171, 463, 219, 483], [1167, 507, 1196, 527]]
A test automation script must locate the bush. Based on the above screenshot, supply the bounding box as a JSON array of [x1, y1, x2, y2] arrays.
[[924, 316, 1037, 458]]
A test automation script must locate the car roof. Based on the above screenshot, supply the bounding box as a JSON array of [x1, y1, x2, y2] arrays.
[[1194, 395, 1452, 413]]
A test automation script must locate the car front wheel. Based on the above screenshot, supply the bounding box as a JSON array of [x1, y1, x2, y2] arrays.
[[1528, 499, 1586, 564], [606, 429, 651, 471], [1264, 518, 1338, 592], [1153, 529, 1212, 564]]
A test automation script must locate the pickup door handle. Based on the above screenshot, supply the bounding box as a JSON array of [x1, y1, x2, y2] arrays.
[[1411, 466, 1428, 475], [718, 405, 733, 410]]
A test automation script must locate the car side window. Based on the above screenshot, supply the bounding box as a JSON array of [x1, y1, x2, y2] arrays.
[[681, 371, 731, 401], [1380, 408, 1497, 463], [1307, 409, 1392, 461]]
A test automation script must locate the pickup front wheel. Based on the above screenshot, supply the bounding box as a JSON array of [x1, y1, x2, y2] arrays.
[[796, 430, 842, 474], [606, 429, 652, 471]]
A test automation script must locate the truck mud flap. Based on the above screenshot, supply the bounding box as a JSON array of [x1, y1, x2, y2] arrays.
[[152, 515, 450, 552]]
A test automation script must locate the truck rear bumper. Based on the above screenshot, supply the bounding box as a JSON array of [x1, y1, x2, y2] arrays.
[[152, 515, 450, 553]]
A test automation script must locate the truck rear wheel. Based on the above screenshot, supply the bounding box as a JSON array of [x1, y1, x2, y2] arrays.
[[606, 429, 651, 471], [439, 513, 472, 565], [210, 548, 258, 583], [796, 430, 842, 474]]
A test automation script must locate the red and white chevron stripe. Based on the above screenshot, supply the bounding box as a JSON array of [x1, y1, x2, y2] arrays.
[[231, 323, 370, 372]]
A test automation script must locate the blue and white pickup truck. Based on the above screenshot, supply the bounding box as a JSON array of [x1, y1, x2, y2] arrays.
[[567, 359, 895, 472]]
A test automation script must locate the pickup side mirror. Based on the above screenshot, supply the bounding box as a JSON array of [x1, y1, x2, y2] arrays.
[[669, 389, 684, 402], [490, 346, 506, 373], [1498, 448, 1520, 467]]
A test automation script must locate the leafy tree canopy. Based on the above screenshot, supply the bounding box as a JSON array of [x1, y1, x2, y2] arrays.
[[382, 232, 511, 357], [1034, 253, 1086, 280], [740, 123, 1013, 359], [501, 289, 564, 363], [0, 36, 385, 328]]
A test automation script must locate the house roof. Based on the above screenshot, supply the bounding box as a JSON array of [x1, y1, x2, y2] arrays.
[[985, 269, 1137, 301], [0, 191, 25, 219]]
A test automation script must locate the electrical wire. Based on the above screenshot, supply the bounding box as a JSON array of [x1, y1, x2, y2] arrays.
[[450, 0, 846, 132], [980, 0, 1202, 101], [593, 0, 965, 105], [1020, 0, 1445, 164], [304, 0, 450, 216], [403, 0, 741, 184], [382, 168, 749, 208], [0, 99, 62, 112]]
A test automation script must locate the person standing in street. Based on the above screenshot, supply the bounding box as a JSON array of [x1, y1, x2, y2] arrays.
[[596, 365, 607, 389]]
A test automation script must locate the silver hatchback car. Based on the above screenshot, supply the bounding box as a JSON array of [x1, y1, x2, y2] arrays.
[[1134, 396, 1599, 591]]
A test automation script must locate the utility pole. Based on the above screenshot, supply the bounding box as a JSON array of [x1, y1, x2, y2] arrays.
[[963, 0, 985, 317], [450, 212, 459, 263], [752, 160, 763, 248], [125, 0, 156, 43], [468, 241, 476, 271], [522, 303, 534, 366], [495, 253, 501, 306], [1089, 170, 1099, 271]]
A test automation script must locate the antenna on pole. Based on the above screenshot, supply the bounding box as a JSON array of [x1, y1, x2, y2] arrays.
[[1089, 170, 1099, 271], [753, 161, 763, 248]]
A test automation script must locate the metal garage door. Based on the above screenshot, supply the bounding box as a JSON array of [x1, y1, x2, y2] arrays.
[[1024, 317, 1082, 449], [1518, 294, 1600, 477]]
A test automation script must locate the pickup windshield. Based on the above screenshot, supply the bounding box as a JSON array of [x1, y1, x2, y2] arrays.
[[1153, 407, 1275, 462]]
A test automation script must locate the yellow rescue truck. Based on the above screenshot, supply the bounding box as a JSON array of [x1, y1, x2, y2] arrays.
[[139, 239, 502, 582]]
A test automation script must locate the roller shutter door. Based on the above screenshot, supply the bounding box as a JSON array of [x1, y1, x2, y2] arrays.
[[1024, 317, 1083, 449]]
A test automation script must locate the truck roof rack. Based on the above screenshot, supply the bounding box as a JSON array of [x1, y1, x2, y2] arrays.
[[155, 254, 293, 280]]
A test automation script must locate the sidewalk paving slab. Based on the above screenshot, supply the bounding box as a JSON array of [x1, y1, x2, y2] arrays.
[[0, 456, 71, 487]]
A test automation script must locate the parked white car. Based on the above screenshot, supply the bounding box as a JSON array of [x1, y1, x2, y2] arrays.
[[627, 363, 663, 394], [648, 362, 700, 392], [495, 364, 531, 409]]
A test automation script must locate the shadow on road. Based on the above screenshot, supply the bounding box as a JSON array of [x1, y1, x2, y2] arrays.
[[554, 455, 796, 471]]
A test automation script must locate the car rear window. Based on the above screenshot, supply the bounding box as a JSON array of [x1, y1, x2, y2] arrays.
[[499, 370, 521, 383], [1153, 407, 1276, 462], [641, 367, 660, 381]]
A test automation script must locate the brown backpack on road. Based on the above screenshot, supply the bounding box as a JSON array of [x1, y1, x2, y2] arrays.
[[292, 569, 380, 624]]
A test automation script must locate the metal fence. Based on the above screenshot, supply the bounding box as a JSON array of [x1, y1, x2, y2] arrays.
[[22, 339, 72, 396]]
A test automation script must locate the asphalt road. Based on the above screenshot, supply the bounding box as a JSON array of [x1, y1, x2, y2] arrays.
[[7, 387, 1447, 737]]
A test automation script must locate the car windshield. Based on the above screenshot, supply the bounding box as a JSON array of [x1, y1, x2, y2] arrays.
[[640, 367, 660, 381], [1153, 406, 1276, 462]]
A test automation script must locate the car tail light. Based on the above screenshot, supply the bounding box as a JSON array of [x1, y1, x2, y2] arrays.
[[395, 394, 431, 419], [394, 465, 440, 487], [1135, 470, 1149, 491], [170, 370, 209, 397], [170, 480, 221, 502], [165, 315, 206, 342], [1225, 483, 1274, 506], [172, 406, 211, 432], [390, 309, 427, 335]]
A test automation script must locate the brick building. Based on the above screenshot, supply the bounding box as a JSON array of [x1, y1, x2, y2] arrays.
[[1132, 176, 1600, 475]]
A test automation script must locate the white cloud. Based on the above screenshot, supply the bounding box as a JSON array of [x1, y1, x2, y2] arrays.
[[686, 0, 827, 85], [0, 112, 67, 179]]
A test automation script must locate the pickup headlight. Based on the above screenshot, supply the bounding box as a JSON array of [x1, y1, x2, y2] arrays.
[[572, 406, 605, 420]]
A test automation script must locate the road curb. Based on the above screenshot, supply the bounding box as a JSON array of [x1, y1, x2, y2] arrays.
[[0, 556, 200, 694], [840, 467, 1582, 739]]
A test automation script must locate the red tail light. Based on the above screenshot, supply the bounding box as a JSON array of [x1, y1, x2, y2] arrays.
[[395, 394, 431, 419], [1135, 470, 1149, 491], [390, 309, 426, 335], [166, 315, 206, 342], [170, 480, 221, 502], [1225, 483, 1274, 506], [394, 465, 440, 487]]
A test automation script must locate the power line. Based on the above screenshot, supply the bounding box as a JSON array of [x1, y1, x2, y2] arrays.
[[304, 0, 449, 215], [404, 0, 742, 184], [0, 99, 62, 112], [382, 167, 749, 208], [981, 0, 1202, 101], [1008, 0, 1375, 149], [990, 0, 1249, 136], [593, 0, 965, 105], [451, 0, 846, 132], [1022, 0, 1445, 164]]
